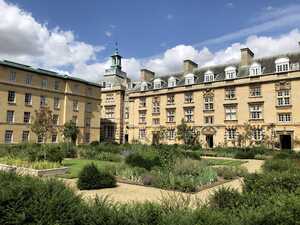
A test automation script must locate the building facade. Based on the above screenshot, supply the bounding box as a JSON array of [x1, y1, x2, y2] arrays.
[[126, 48, 300, 150], [0, 60, 102, 144]]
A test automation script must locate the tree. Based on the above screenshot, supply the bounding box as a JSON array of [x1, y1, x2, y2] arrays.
[[31, 107, 56, 143], [177, 119, 200, 146], [62, 121, 79, 144], [238, 122, 253, 147]]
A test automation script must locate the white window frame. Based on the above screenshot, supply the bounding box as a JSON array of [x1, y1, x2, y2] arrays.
[[277, 90, 290, 106], [9, 71, 16, 82], [225, 105, 237, 121], [184, 107, 194, 122], [226, 128, 236, 140], [25, 93, 32, 105], [23, 112, 31, 124], [249, 86, 261, 97], [167, 94, 175, 105], [40, 96, 47, 107], [139, 128, 146, 139], [7, 110, 14, 123], [22, 131, 30, 142], [139, 110, 147, 124], [249, 62, 262, 76], [168, 77, 177, 87], [54, 97, 60, 109], [275, 57, 290, 73], [204, 96, 214, 111], [249, 104, 263, 120], [5, 130, 13, 143], [167, 128, 176, 140], [139, 97, 146, 108], [204, 71, 214, 82], [225, 66, 237, 79], [152, 97, 160, 114], [167, 109, 175, 123], [204, 116, 214, 124], [153, 79, 162, 89], [225, 87, 236, 99], [184, 73, 195, 85], [8, 91, 16, 103], [252, 128, 263, 141], [184, 92, 193, 103], [278, 113, 292, 123]]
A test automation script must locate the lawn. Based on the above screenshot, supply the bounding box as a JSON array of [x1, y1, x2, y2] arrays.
[[62, 159, 120, 178], [204, 158, 245, 167]]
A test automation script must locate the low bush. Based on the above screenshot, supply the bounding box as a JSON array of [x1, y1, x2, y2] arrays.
[[234, 150, 256, 159], [184, 150, 202, 160], [125, 152, 160, 170], [209, 187, 242, 209], [77, 163, 116, 190], [0, 157, 61, 169], [262, 159, 298, 172], [215, 166, 248, 179]]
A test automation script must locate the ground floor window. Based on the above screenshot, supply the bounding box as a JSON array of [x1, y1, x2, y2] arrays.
[[278, 113, 291, 123], [37, 135, 44, 143], [22, 131, 29, 142], [167, 128, 176, 140], [84, 133, 90, 143], [5, 130, 13, 143], [139, 128, 146, 139], [51, 133, 57, 143], [252, 128, 263, 141], [104, 125, 115, 139], [226, 128, 236, 140]]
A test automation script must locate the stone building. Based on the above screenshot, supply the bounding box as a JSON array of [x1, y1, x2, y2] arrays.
[[0, 60, 102, 144]]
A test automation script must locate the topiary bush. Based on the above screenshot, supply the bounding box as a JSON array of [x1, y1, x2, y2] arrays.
[[209, 187, 242, 209], [215, 166, 248, 180], [77, 163, 116, 190], [125, 152, 160, 170]]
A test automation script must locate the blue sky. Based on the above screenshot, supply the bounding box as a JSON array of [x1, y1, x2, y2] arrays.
[[1, 0, 300, 80]]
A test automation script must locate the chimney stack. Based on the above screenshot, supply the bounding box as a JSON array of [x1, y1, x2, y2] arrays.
[[240, 48, 254, 67], [140, 69, 155, 82], [183, 60, 198, 74]]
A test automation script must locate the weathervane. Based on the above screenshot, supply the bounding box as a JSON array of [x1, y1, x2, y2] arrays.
[[115, 41, 119, 54]]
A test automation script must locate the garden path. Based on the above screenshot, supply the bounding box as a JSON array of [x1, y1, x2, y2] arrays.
[[64, 157, 264, 204]]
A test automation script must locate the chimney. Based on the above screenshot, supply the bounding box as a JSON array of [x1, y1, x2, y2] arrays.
[[140, 69, 155, 82], [183, 60, 198, 74], [240, 48, 254, 67]]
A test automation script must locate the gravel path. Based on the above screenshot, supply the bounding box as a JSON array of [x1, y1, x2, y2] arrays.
[[64, 157, 264, 204]]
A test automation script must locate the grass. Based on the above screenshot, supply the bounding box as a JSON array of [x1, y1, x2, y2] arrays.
[[62, 159, 121, 178], [203, 158, 245, 167]]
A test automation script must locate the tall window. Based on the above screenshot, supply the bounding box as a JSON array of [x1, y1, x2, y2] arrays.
[[249, 85, 261, 97], [41, 79, 48, 88], [40, 96, 47, 107], [85, 117, 91, 127], [184, 107, 194, 122], [252, 128, 263, 141], [85, 102, 92, 113], [106, 94, 114, 103], [226, 128, 236, 140], [204, 96, 214, 111], [54, 97, 60, 109], [7, 110, 14, 123], [184, 92, 193, 103], [23, 112, 31, 124], [22, 131, 29, 142], [139, 110, 146, 124], [139, 97, 146, 108], [54, 80, 60, 90], [139, 128, 146, 139], [167, 129, 176, 140], [25, 93, 32, 105], [105, 106, 115, 119], [167, 94, 175, 105], [249, 104, 263, 120], [153, 79, 162, 89], [184, 74, 195, 85], [152, 97, 160, 114], [84, 132, 90, 143], [72, 116, 77, 125], [277, 90, 290, 106], [9, 71, 16, 82], [167, 109, 175, 123], [8, 91, 16, 103], [5, 130, 13, 143], [225, 87, 236, 99], [52, 133, 58, 143], [53, 114, 59, 125], [73, 100, 79, 111], [278, 113, 291, 123], [204, 116, 214, 124], [86, 87, 92, 96], [25, 74, 32, 85], [225, 105, 237, 121], [37, 135, 44, 143]]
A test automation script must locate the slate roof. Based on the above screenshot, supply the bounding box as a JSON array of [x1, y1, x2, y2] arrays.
[[134, 51, 300, 91], [0, 60, 102, 88]]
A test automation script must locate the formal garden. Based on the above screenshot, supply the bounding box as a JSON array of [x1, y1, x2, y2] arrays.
[[0, 143, 300, 224]]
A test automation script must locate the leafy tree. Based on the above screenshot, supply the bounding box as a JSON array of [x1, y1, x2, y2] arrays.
[[31, 107, 56, 143], [238, 122, 254, 147], [177, 119, 200, 146], [62, 120, 79, 144]]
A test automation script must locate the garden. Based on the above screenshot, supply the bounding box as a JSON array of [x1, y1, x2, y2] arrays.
[[0, 142, 269, 193], [1, 148, 300, 225]]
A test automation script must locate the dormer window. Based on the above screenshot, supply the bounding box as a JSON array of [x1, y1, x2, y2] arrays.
[[105, 82, 112, 89], [141, 82, 148, 91], [275, 57, 290, 73], [225, 66, 237, 79], [184, 73, 195, 85], [153, 78, 162, 89], [249, 62, 262, 76], [168, 76, 177, 87], [204, 70, 214, 82]]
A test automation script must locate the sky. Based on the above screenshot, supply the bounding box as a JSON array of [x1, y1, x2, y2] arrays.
[[1, 0, 300, 81]]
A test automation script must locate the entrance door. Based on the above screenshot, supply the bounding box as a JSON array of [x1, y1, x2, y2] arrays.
[[152, 133, 159, 145], [206, 135, 214, 148], [280, 135, 292, 150], [125, 134, 128, 143]]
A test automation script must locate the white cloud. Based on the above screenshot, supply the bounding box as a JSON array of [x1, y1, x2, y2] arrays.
[[226, 2, 234, 8], [105, 31, 112, 37], [0, 0, 103, 70]]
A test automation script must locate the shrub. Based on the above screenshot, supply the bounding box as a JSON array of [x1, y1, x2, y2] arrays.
[[209, 187, 241, 209], [44, 145, 64, 163], [125, 152, 160, 170], [262, 159, 298, 172], [184, 150, 202, 160], [215, 166, 248, 179], [95, 152, 122, 162], [77, 163, 116, 190], [61, 142, 77, 158], [142, 174, 156, 185], [234, 150, 256, 159]]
